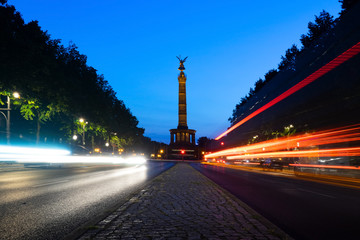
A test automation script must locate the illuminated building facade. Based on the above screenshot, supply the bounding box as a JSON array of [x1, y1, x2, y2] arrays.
[[169, 57, 197, 159]]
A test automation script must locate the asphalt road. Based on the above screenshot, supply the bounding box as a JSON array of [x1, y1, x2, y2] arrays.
[[0, 161, 174, 240], [191, 163, 360, 240]]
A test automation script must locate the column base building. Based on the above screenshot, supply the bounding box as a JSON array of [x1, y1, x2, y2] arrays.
[[169, 128, 197, 159]]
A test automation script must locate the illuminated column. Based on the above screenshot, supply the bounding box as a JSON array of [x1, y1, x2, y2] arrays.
[[176, 56, 188, 130], [178, 71, 188, 129]]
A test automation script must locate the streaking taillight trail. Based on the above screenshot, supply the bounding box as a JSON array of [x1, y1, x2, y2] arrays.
[[206, 124, 360, 166]]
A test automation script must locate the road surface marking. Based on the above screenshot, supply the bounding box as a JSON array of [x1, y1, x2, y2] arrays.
[[297, 188, 336, 198], [32, 179, 70, 188]]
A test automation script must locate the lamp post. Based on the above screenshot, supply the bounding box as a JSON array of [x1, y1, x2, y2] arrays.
[[0, 92, 20, 144], [79, 118, 88, 146]]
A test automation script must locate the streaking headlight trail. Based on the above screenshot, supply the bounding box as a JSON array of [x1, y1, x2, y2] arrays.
[[0, 145, 146, 165], [0, 145, 70, 156]]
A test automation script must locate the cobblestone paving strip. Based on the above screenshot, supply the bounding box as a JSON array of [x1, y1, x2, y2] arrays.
[[78, 163, 291, 239]]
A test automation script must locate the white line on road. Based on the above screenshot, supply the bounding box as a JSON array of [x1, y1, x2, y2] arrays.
[[297, 188, 336, 198], [32, 179, 70, 188]]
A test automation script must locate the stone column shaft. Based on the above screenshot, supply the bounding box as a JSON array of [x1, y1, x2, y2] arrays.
[[178, 72, 188, 129]]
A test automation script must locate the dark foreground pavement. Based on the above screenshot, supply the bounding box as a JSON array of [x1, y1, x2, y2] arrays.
[[78, 163, 290, 239]]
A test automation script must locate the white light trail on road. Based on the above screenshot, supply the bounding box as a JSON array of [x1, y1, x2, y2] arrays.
[[0, 145, 146, 165], [0, 145, 70, 156]]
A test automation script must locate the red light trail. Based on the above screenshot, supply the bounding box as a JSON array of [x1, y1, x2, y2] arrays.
[[206, 124, 360, 166], [215, 41, 360, 140], [289, 164, 360, 170], [226, 147, 360, 160]]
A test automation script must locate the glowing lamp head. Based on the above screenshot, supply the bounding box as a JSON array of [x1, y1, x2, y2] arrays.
[[105, 142, 110, 147], [13, 92, 20, 99], [79, 118, 84, 123], [72, 135, 78, 140]]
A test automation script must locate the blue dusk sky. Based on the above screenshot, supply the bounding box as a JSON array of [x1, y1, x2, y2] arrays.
[[9, 0, 342, 143]]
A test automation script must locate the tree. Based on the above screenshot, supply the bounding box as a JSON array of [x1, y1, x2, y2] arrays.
[[300, 10, 335, 49], [339, 0, 360, 14], [228, 68, 279, 124], [278, 44, 300, 71], [0, 3, 147, 147], [264, 69, 278, 83], [197, 137, 210, 148], [19, 98, 60, 144], [248, 87, 255, 97], [254, 78, 264, 92], [271, 125, 296, 139]]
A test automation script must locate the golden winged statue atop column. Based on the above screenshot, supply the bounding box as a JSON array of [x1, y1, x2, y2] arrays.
[[177, 56, 188, 71]]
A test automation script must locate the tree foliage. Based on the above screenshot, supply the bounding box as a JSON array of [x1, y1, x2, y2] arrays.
[[0, 3, 150, 152], [339, 0, 360, 14], [278, 44, 300, 71], [300, 10, 335, 49], [197, 136, 211, 148], [229, 9, 336, 124], [228, 68, 279, 124]]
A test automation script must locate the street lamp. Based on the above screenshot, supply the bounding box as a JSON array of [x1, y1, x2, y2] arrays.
[[79, 118, 88, 146], [159, 149, 164, 159], [13, 92, 20, 99], [0, 92, 20, 144]]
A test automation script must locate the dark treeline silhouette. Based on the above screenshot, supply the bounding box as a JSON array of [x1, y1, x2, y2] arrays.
[[0, 1, 159, 154], [228, 0, 359, 125], [340, 0, 360, 13]]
